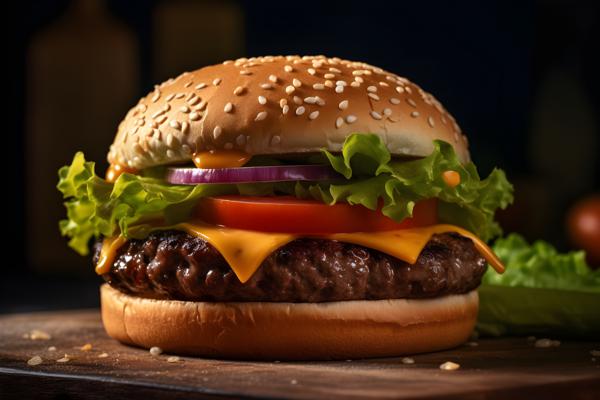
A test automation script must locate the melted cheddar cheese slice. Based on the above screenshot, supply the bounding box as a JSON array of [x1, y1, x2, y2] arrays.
[[96, 222, 505, 282]]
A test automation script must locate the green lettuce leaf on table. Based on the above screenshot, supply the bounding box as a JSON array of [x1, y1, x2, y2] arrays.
[[57, 133, 513, 255], [478, 234, 600, 338]]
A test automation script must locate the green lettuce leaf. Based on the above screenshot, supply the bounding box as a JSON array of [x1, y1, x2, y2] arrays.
[[477, 234, 600, 337], [483, 233, 600, 292], [319, 134, 513, 240], [58, 134, 513, 255]]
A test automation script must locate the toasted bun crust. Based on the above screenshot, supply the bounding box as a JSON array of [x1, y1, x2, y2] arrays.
[[100, 284, 478, 360], [109, 55, 469, 170]]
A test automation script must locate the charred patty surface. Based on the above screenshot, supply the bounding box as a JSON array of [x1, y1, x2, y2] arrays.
[[95, 231, 486, 302]]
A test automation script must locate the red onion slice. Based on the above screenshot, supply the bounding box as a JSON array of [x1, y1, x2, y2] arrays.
[[166, 165, 342, 185]]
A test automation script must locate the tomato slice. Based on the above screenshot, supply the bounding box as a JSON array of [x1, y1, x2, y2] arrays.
[[193, 196, 438, 234]]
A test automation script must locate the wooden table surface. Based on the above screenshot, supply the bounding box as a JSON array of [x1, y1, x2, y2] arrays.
[[0, 310, 598, 399]]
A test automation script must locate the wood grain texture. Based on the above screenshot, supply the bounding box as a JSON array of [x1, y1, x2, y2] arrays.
[[0, 310, 599, 399]]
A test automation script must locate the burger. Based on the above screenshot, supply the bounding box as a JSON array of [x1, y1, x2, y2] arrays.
[[57, 55, 513, 360]]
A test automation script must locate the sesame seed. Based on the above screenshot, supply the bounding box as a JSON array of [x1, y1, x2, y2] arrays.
[[383, 108, 392, 116], [151, 109, 166, 119], [57, 355, 71, 363], [324, 80, 334, 88], [195, 83, 207, 90], [189, 112, 201, 121], [239, 70, 252, 75], [179, 106, 190, 113], [188, 96, 201, 106], [335, 86, 344, 94], [295, 106, 305, 115], [236, 135, 246, 145], [184, 81, 193, 88], [98, 352, 109, 358], [304, 97, 317, 104], [175, 93, 185, 99], [166, 133, 175, 146], [367, 86, 377, 93], [165, 94, 175, 102], [324, 73, 335, 79], [396, 86, 405, 94], [293, 78, 302, 88], [406, 98, 417, 107], [169, 120, 181, 130], [379, 81, 389, 87], [336, 80, 347, 86], [346, 115, 357, 123], [269, 74, 278, 83], [440, 361, 460, 371], [260, 83, 273, 90], [151, 90, 160, 103], [401, 357, 415, 364], [329, 67, 341, 73], [411, 111, 420, 118], [195, 101, 207, 111], [316, 96, 325, 106], [80, 343, 93, 351], [213, 126, 222, 139], [285, 85, 295, 94], [313, 83, 325, 90], [149, 347, 163, 356], [27, 356, 43, 366], [279, 98, 287, 108], [284, 65, 293, 72], [428, 116, 435, 127], [224, 102, 233, 113], [352, 70, 362, 76], [309, 111, 319, 120], [255, 111, 268, 121], [156, 115, 168, 124], [335, 117, 344, 128], [368, 93, 380, 101], [308, 68, 316, 75], [405, 86, 412, 94], [212, 78, 222, 86], [271, 135, 281, 145], [282, 105, 290, 114], [338, 100, 349, 110], [370, 111, 383, 120], [167, 356, 180, 363], [355, 76, 364, 83], [390, 98, 401, 105], [234, 86, 246, 96], [48, 346, 56, 352], [293, 96, 303, 105], [258, 96, 267, 105], [224, 142, 233, 150], [350, 81, 360, 87]]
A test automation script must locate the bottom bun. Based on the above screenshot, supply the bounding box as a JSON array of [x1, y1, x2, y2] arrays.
[[100, 284, 478, 360]]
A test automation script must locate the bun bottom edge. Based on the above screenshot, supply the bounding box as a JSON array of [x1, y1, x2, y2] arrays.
[[100, 283, 478, 360]]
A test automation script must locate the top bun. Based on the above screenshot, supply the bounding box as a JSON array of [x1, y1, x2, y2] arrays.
[[108, 55, 469, 170]]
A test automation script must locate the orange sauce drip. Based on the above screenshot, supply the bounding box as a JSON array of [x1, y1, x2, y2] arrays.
[[442, 170, 461, 188], [192, 150, 251, 169], [106, 164, 138, 183]]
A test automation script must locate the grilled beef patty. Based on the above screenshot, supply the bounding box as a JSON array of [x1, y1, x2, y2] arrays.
[[96, 230, 486, 302]]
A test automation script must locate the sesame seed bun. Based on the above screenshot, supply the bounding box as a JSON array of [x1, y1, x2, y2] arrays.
[[100, 284, 478, 360], [109, 55, 469, 170]]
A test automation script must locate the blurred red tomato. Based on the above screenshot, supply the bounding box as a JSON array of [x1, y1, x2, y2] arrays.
[[567, 195, 600, 268]]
